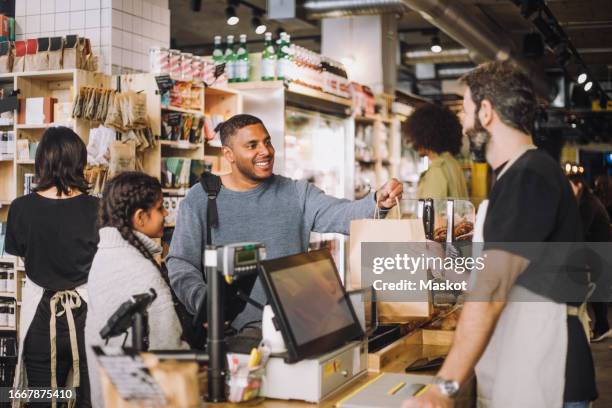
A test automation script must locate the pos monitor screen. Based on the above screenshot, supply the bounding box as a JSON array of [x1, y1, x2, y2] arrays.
[[259, 249, 364, 363]]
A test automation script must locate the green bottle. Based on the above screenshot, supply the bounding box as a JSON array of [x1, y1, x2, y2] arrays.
[[261, 32, 276, 81], [276, 32, 292, 81], [212, 35, 224, 67], [236, 34, 250, 82], [225, 35, 237, 82]]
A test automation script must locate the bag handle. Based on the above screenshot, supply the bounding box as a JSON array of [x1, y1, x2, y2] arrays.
[[374, 197, 401, 220]]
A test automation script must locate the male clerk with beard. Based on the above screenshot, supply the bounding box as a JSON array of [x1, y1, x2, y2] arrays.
[[404, 62, 596, 408], [167, 114, 402, 330]]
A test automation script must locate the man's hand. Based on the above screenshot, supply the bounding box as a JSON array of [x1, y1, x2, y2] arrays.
[[376, 178, 403, 209], [402, 385, 453, 408]]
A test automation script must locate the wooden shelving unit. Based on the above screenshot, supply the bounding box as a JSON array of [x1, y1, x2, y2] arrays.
[[0, 69, 112, 340], [354, 114, 401, 198], [120, 74, 241, 181]]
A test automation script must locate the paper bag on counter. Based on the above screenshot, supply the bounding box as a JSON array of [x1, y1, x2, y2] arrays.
[[100, 353, 199, 408], [349, 208, 431, 322]]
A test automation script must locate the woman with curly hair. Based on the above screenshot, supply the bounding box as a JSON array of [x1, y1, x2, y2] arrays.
[[85, 172, 184, 408], [405, 103, 469, 199]]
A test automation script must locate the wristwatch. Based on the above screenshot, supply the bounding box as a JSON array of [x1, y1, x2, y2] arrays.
[[432, 376, 460, 398]]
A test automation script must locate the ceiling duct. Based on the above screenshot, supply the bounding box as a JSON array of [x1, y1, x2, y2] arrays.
[[401, 0, 555, 100], [304, 0, 407, 19], [304, 0, 555, 100]]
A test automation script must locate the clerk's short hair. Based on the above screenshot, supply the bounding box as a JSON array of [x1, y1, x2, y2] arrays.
[[460, 61, 537, 135], [405, 103, 463, 155], [215, 114, 265, 146], [34, 126, 89, 196]]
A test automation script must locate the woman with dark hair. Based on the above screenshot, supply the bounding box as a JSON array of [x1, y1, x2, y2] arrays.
[[569, 174, 611, 342], [405, 103, 468, 199], [5, 126, 98, 407], [85, 172, 183, 408]]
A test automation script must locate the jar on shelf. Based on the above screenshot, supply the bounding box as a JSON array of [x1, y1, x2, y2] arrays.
[[181, 53, 193, 81], [149, 47, 170, 75], [0, 269, 6, 293], [169, 49, 181, 80], [6, 272, 15, 293]]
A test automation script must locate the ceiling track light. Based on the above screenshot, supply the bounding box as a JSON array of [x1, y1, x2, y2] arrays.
[[226, 5, 239, 26], [577, 72, 587, 84], [251, 10, 266, 35], [431, 35, 442, 53], [584, 81, 593, 92]]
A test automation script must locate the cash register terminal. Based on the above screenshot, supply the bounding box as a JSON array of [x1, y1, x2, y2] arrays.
[[255, 249, 368, 402]]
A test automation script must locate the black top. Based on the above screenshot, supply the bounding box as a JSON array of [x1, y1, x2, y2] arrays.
[[578, 189, 611, 243], [5, 193, 99, 291], [482, 149, 597, 402]]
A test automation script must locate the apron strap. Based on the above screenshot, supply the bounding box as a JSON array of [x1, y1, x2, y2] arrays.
[[49, 290, 82, 408]]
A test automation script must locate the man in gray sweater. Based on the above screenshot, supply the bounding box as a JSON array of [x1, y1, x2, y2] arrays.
[[167, 114, 402, 329]]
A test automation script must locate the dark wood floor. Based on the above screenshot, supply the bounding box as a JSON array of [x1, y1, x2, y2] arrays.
[[592, 305, 612, 408]]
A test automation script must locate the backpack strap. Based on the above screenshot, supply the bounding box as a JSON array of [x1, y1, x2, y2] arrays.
[[199, 171, 222, 245]]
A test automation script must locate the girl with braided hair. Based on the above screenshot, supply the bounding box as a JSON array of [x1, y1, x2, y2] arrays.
[[84, 172, 184, 408]]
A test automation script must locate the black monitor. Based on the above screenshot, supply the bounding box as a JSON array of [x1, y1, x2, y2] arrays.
[[259, 249, 364, 363]]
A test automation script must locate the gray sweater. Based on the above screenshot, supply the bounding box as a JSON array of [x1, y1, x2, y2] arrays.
[[167, 174, 378, 328], [86, 227, 184, 408]]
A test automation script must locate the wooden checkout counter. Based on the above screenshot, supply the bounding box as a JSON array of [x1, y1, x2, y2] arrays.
[[212, 327, 475, 408]]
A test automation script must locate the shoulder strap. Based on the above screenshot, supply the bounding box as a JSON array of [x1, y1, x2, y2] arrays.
[[199, 171, 222, 245]]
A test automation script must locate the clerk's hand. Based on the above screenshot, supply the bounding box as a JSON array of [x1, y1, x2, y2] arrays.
[[375, 178, 403, 209], [402, 386, 453, 408]]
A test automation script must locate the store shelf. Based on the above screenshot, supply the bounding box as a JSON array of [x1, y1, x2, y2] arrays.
[[0, 257, 16, 264], [0, 327, 16, 332], [0, 199, 11, 206], [159, 140, 201, 150], [287, 83, 353, 107], [229, 80, 284, 90], [162, 188, 188, 196], [355, 116, 377, 123], [16, 159, 34, 165], [165, 223, 176, 228], [0, 156, 13, 162], [15, 69, 77, 81], [230, 80, 353, 108], [161, 105, 203, 116], [0, 293, 16, 299], [206, 85, 240, 96]]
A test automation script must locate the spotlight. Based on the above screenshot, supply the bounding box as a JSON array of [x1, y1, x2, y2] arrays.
[[226, 6, 239, 25], [584, 81, 593, 92], [577, 73, 587, 84], [431, 36, 442, 53], [251, 16, 266, 35]]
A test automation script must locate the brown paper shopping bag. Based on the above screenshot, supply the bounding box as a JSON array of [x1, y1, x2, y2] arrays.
[[349, 203, 431, 323]]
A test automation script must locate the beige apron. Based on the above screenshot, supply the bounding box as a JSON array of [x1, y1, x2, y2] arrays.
[[12, 278, 88, 408], [473, 146, 568, 408]]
